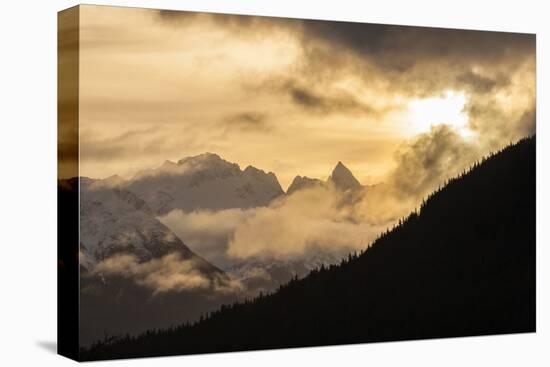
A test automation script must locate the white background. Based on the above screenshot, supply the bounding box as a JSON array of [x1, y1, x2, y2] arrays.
[[0, 0, 548, 365]]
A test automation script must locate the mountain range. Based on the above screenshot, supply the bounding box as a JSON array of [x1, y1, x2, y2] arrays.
[[68, 154, 365, 344], [81, 136, 536, 361], [287, 161, 363, 194], [124, 153, 285, 215], [85, 154, 365, 287]]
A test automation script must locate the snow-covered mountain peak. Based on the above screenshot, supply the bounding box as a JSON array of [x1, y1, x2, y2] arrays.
[[177, 152, 224, 166], [125, 154, 284, 214]]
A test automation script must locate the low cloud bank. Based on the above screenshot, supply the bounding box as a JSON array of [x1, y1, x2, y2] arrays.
[[90, 123, 532, 296], [159, 123, 491, 264], [158, 208, 257, 267], [91, 252, 243, 294]]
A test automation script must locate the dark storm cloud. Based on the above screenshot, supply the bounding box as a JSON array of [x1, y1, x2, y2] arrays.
[[156, 10, 534, 84], [153, 9, 535, 178], [298, 21, 534, 67], [156, 9, 536, 144], [293, 23, 536, 153], [155, 9, 535, 111], [286, 82, 380, 115], [156, 9, 197, 23], [156, 9, 297, 38], [456, 71, 510, 93], [305, 33, 531, 103], [292, 20, 534, 96], [389, 124, 479, 198], [255, 78, 391, 117], [465, 100, 536, 149], [223, 112, 270, 132]]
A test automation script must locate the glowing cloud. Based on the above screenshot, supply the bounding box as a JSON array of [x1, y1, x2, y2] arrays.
[[407, 91, 469, 136]]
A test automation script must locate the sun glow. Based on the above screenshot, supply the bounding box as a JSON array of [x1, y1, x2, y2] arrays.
[[408, 91, 471, 136]]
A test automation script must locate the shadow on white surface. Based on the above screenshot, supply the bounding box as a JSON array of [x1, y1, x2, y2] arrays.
[[36, 341, 57, 354]]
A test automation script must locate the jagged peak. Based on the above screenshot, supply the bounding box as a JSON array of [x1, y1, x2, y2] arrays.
[[329, 161, 361, 190], [287, 175, 324, 194], [244, 165, 263, 174], [177, 152, 224, 165]]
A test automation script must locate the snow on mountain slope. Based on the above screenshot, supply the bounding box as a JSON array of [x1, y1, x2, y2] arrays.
[[125, 153, 284, 215], [77, 177, 221, 276]]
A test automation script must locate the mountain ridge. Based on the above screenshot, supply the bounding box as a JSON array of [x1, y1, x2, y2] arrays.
[[328, 161, 361, 190], [287, 161, 362, 194], [125, 154, 285, 214], [81, 136, 536, 360]]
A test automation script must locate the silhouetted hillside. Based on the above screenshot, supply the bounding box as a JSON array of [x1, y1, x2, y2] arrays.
[[81, 136, 535, 361]]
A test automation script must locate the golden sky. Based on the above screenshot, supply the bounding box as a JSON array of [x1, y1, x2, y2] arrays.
[[76, 5, 535, 190]]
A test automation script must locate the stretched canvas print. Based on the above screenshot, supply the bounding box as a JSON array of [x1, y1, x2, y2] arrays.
[[58, 4, 536, 361]]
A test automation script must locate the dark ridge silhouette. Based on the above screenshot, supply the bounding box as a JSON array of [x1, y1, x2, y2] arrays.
[[81, 136, 535, 361]]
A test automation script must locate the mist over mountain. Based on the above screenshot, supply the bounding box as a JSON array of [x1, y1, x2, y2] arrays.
[[59, 8, 537, 362], [152, 158, 371, 288], [79, 177, 204, 268], [117, 155, 370, 284], [71, 155, 378, 346], [73, 153, 367, 345], [124, 153, 284, 215], [61, 177, 242, 346], [81, 136, 535, 360], [74, 134, 534, 350]]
